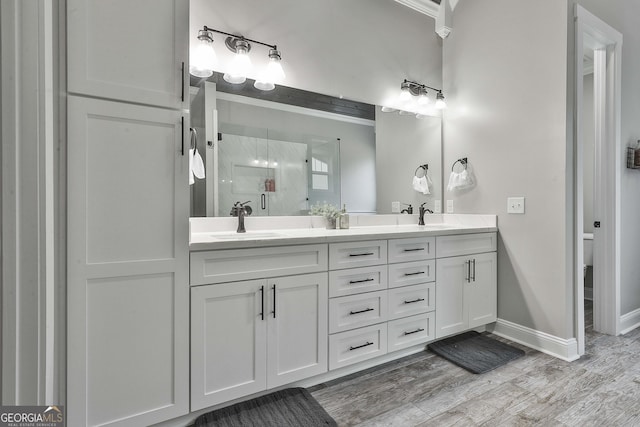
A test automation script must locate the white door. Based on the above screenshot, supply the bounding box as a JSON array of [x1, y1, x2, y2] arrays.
[[191, 280, 268, 410], [67, 0, 188, 109], [467, 252, 498, 328], [435, 256, 468, 338], [267, 273, 328, 387], [67, 96, 189, 426]]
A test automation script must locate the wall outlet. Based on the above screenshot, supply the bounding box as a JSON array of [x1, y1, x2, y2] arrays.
[[507, 196, 525, 214], [391, 201, 401, 213], [446, 199, 454, 213], [434, 200, 441, 213]]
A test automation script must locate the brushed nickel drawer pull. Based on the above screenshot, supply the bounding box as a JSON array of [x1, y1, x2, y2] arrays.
[[404, 298, 425, 304], [403, 248, 425, 252], [349, 278, 375, 284], [349, 341, 373, 351], [349, 252, 374, 257], [404, 328, 425, 336], [350, 307, 374, 315], [404, 271, 425, 276]]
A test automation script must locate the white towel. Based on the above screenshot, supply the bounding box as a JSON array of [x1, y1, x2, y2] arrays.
[[189, 148, 206, 185], [412, 176, 430, 194], [447, 167, 476, 191]]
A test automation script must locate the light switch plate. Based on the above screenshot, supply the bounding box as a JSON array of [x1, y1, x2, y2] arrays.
[[391, 201, 401, 213], [434, 200, 441, 213], [507, 197, 525, 214], [446, 200, 454, 213]]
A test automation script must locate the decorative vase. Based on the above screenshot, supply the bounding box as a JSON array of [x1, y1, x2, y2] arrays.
[[325, 217, 337, 229]]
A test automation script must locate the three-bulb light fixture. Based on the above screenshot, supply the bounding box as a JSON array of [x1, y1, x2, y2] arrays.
[[190, 26, 285, 91], [381, 79, 446, 117]]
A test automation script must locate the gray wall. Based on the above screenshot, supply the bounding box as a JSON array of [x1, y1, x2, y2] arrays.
[[375, 108, 442, 214], [442, 0, 571, 338], [575, 0, 640, 315]]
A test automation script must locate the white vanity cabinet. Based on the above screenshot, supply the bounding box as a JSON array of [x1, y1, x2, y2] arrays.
[[66, 1, 190, 425], [328, 237, 438, 369], [189, 247, 328, 410], [435, 233, 498, 338]]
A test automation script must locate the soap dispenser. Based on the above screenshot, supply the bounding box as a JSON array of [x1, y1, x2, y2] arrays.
[[339, 204, 350, 229]]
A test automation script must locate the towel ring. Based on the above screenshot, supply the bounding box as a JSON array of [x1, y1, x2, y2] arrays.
[[414, 164, 428, 178], [190, 127, 197, 151], [451, 157, 468, 172]]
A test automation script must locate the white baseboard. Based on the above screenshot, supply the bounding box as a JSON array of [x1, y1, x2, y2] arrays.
[[489, 319, 579, 362], [620, 308, 640, 335]]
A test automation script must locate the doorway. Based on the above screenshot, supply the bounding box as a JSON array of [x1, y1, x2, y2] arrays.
[[574, 5, 623, 355]]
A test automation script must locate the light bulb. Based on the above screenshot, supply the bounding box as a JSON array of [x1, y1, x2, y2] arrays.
[[190, 31, 216, 78], [417, 87, 430, 105], [223, 40, 252, 84], [399, 82, 412, 102], [435, 92, 447, 109], [380, 106, 397, 113]]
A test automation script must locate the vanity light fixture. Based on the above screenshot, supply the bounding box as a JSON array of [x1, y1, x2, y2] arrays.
[[190, 26, 285, 91], [382, 79, 446, 117]]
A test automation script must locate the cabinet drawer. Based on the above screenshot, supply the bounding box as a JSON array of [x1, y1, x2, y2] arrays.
[[329, 240, 387, 270], [329, 265, 388, 298], [388, 313, 434, 352], [388, 283, 435, 320], [329, 291, 388, 333], [329, 323, 387, 370], [388, 237, 435, 263], [388, 260, 435, 288], [190, 244, 328, 285], [436, 233, 497, 258]]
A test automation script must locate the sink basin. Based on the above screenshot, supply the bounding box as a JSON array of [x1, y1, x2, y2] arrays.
[[211, 232, 285, 240]]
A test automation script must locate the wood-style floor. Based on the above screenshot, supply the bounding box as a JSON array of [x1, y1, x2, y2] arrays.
[[310, 301, 640, 426]]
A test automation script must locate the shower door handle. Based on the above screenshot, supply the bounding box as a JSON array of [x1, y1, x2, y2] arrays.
[[261, 193, 266, 210]]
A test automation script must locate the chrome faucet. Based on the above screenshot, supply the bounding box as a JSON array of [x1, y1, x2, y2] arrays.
[[418, 202, 433, 225], [230, 201, 252, 233]]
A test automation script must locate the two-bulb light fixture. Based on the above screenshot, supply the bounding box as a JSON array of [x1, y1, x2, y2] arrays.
[[381, 79, 446, 118], [189, 26, 285, 91]]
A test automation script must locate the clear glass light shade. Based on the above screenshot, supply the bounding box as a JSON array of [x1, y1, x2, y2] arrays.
[[417, 89, 430, 106], [189, 38, 216, 78], [399, 86, 412, 102], [435, 93, 447, 110], [254, 53, 285, 91], [223, 50, 252, 84]]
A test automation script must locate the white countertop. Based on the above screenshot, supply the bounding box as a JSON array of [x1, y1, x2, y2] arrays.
[[190, 214, 497, 251]]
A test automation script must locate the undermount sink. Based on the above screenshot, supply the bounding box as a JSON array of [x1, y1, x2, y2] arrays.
[[211, 232, 286, 240]]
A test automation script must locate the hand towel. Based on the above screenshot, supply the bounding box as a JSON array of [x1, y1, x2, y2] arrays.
[[412, 176, 429, 194], [192, 148, 205, 179], [189, 148, 195, 185]]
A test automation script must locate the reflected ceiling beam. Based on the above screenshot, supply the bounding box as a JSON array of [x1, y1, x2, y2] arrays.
[[394, 0, 440, 18]]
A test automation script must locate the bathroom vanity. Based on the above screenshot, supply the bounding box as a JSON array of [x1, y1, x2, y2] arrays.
[[189, 215, 497, 410]]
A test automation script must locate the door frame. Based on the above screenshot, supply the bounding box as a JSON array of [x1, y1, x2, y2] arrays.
[[574, 4, 623, 355]]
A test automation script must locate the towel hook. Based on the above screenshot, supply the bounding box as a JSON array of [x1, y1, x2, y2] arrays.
[[414, 164, 428, 178], [451, 157, 468, 172]]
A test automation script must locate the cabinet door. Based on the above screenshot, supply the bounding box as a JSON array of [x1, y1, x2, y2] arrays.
[[67, 96, 189, 426], [435, 256, 469, 338], [191, 280, 267, 411], [468, 252, 498, 328], [67, 0, 188, 108], [267, 273, 328, 388]]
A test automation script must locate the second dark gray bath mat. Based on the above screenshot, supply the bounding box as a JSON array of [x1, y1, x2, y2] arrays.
[[428, 331, 525, 374]]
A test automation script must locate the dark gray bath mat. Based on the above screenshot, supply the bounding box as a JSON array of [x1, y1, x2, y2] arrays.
[[192, 387, 337, 427], [428, 331, 525, 374]]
